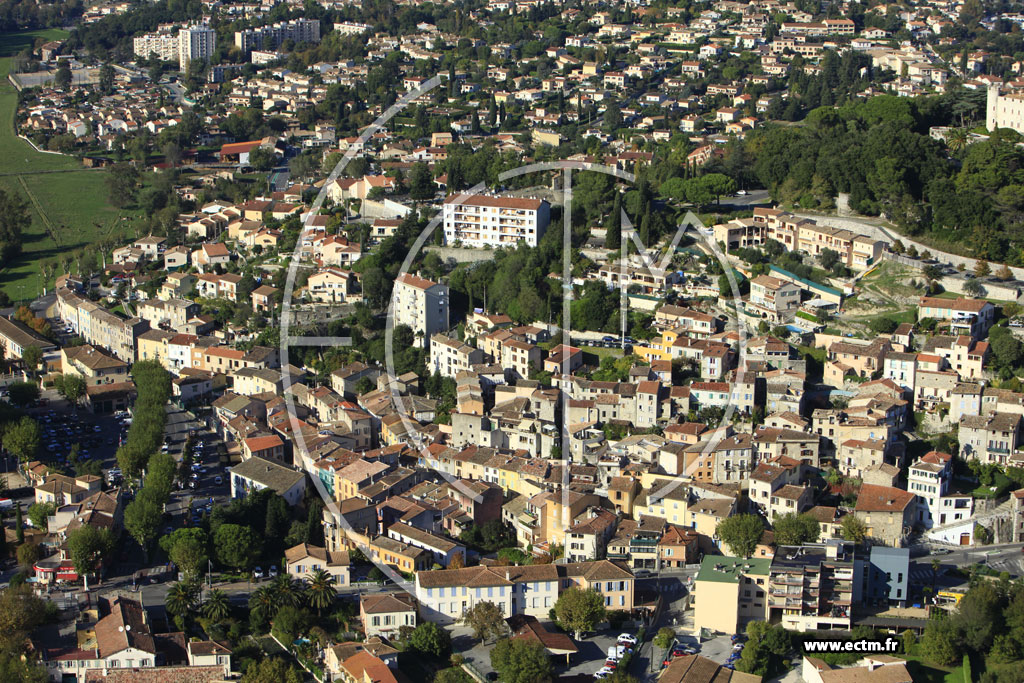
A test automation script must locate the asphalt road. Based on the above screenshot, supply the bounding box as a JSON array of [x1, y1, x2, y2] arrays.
[[712, 189, 772, 211]]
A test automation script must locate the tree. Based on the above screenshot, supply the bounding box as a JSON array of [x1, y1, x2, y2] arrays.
[[214, 524, 257, 570], [996, 264, 1015, 281], [991, 633, 1021, 663], [269, 574, 305, 609], [435, 668, 475, 683], [868, 316, 898, 334], [607, 193, 622, 251], [0, 651, 47, 682], [7, 382, 40, 407], [124, 494, 162, 555], [59, 374, 86, 406], [204, 588, 230, 621], [66, 526, 114, 590], [773, 513, 821, 547], [14, 504, 23, 544], [240, 656, 304, 683], [841, 514, 868, 543], [964, 279, 983, 297], [99, 64, 115, 93], [698, 173, 737, 205], [974, 260, 991, 278], [271, 604, 311, 643], [145, 451, 177, 502], [654, 627, 677, 649], [249, 584, 280, 624], [920, 618, 960, 665], [26, 502, 55, 531], [0, 189, 28, 264], [553, 587, 606, 639], [159, 529, 208, 583], [462, 601, 507, 643], [819, 248, 840, 271], [409, 621, 452, 658], [715, 514, 765, 558], [955, 581, 1001, 652], [16, 541, 41, 568], [248, 146, 276, 172], [490, 637, 553, 683], [409, 162, 435, 202], [602, 102, 622, 134], [0, 585, 47, 653], [20, 346, 41, 376], [54, 63, 72, 89], [306, 569, 335, 616], [165, 581, 196, 621], [3, 417, 40, 462], [106, 163, 139, 208]]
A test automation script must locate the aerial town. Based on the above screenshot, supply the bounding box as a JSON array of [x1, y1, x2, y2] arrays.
[[4, 0, 1024, 682]]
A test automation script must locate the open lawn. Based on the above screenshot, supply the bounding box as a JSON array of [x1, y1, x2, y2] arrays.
[[0, 29, 142, 301], [899, 655, 964, 683]]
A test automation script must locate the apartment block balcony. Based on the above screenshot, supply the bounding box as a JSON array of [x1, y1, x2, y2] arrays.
[[770, 596, 803, 608], [772, 575, 804, 587]]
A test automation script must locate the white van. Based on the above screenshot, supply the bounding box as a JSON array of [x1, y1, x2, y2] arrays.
[[607, 645, 629, 661]]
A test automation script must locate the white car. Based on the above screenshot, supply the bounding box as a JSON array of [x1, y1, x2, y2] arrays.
[[617, 634, 638, 646], [595, 668, 615, 677]]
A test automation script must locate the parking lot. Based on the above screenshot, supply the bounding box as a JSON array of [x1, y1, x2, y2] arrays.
[[25, 394, 125, 470], [458, 625, 648, 681]]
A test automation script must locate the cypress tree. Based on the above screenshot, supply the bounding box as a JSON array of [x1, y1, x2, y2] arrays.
[[15, 503, 23, 544], [607, 193, 622, 251]]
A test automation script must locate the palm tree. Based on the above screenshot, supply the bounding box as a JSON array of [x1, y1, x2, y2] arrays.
[[947, 128, 969, 153], [203, 588, 230, 621], [165, 582, 196, 620], [249, 584, 279, 622], [931, 558, 941, 592], [306, 569, 335, 616], [271, 574, 305, 608]]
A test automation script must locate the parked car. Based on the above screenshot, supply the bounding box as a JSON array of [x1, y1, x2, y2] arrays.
[[253, 567, 264, 580], [617, 634, 638, 646]]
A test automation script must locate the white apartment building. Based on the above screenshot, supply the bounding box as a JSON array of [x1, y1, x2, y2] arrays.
[[429, 334, 483, 378], [393, 274, 449, 348], [442, 194, 550, 248], [177, 24, 215, 70], [235, 19, 321, 52], [133, 32, 178, 62], [907, 451, 973, 534]]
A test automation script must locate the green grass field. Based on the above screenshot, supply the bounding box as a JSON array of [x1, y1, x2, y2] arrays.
[[0, 29, 140, 301]]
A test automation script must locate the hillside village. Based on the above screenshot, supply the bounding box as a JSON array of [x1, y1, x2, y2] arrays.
[[9, 0, 1024, 682]]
